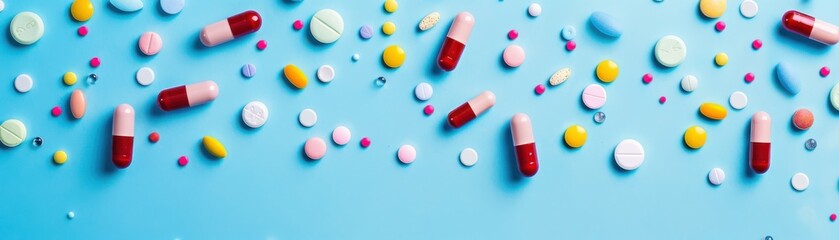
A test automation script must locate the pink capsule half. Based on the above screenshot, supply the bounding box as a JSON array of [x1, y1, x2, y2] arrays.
[[782, 10, 839, 45]]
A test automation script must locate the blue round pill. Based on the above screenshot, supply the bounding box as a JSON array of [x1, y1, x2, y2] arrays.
[[242, 64, 256, 78], [160, 0, 185, 15], [359, 25, 373, 39], [561, 26, 576, 41]]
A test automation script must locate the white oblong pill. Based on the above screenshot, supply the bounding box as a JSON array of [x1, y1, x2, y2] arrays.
[[708, 168, 726, 186], [14, 74, 33, 93], [614, 139, 644, 170], [418, 12, 440, 31], [729, 91, 748, 110], [136, 67, 155, 86], [414, 82, 433, 101], [549, 68, 571, 86], [242, 101, 269, 128], [681, 75, 698, 92], [317, 65, 335, 83], [459, 148, 478, 167], [791, 172, 809, 191], [299, 109, 318, 127]]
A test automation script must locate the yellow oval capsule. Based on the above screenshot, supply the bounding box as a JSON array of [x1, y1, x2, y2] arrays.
[[684, 126, 707, 149], [596, 60, 619, 83], [564, 125, 588, 148], [283, 64, 308, 89], [70, 0, 94, 22], [699, 102, 727, 120], [202, 136, 227, 158], [382, 45, 406, 68]]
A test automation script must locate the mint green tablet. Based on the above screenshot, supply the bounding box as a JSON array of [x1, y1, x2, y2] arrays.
[[0, 119, 27, 147], [310, 9, 344, 44], [10, 12, 44, 45]]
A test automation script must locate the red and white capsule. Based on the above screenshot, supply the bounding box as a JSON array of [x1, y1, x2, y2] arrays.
[[157, 81, 219, 111], [511, 113, 538, 177], [447, 91, 495, 128], [782, 10, 839, 45], [200, 10, 262, 47], [112, 104, 135, 169], [749, 111, 771, 174], [437, 12, 475, 71]]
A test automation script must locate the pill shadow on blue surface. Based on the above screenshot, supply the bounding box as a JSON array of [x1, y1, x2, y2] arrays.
[[439, 118, 458, 137], [99, 119, 120, 175], [649, 46, 676, 73], [695, 110, 722, 125], [198, 140, 224, 165], [304, 29, 337, 51], [786, 118, 806, 136], [694, 4, 714, 23], [299, 146, 320, 167], [500, 125, 527, 188], [235, 111, 260, 134], [497, 54, 517, 73], [608, 147, 636, 177], [585, 18, 619, 43], [4, 22, 27, 49], [154, 1, 176, 18], [740, 121, 759, 183], [828, 95, 839, 116], [775, 23, 831, 54]]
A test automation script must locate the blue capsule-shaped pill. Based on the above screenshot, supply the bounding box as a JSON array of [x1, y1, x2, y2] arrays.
[[776, 62, 801, 95], [590, 12, 622, 38]]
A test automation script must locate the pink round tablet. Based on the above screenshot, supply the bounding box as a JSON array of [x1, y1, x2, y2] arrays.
[[745, 72, 755, 83], [293, 20, 304, 30], [534, 84, 545, 95], [752, 39, 763, 50], [178, 156, 188, 166], [360, 137, 371, 148], [715, 21, 726, 32], [256, 40, 267, 50], [304, 137, 327, 160], [659, 96, 667, 104], [566, 40, 576, 51], [51, 106, 62, 117], [792, 109, 814, 130], [820, 66, 830, 77], [77, 26, 88, 36], [831, 213, 837, 222], [502, 44, 525, 67], [397, 144, 416, 164], [642, 73, 653, 84], [507, 29, 518, 40], [423, 105, 434, 115], [90, 57, 100, 68], [332, 126, 351, 145], [138, 32, 163, 56], [581, 84, 607, 109]]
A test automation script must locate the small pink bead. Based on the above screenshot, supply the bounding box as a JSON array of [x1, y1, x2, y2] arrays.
[[642, 73, 653, 84], [830, 213, 837, 222], [256, 40, 267, 50], [293, 20, 304, 30], [51, 106, 62, 117], [360, 137, 371, 148], [77, 26, 88, 36], [752, 39, 763, 50], [715, 21, 726, 32], [423, 105, 435, 115], [565, 40, 576, 51], [90, 57, 100, 68], [534, 84, 546, 95], [745, 72, 755, 83], [658, 96, 667, 104], [507, 29, 518, 40], [178, 156, 188, 166], [820, 66, 830, 77]]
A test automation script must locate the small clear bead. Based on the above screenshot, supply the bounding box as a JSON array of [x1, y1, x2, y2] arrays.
[[764, 236, 773, 240], [87, 74, 98, 85], [67, 211, 75, 219], [32, 137, 43, 146], [352, 54, 360, 62], [593, 111, 606, 124], [805, 138, 817, 151], [375, 77, 386, 87]]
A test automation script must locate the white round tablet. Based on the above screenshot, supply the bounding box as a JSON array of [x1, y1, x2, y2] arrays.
[[414, 82, 433, 101], [299, 109, 318, 127], [654, 35, 687, 67], [791, 172, 809, 191], [242, 101, 269, 128], [459, 148, 478, 167], [317, 65, 335, 83], [681, 75, 698, 92], [729, 91, 748, 110], [136, 67, 155, 86], [332, 126, 351, 145], [0, 0, 5, 12], [740, 0, 758, 18], [708, 168, 726, 186], [528, 3, 542, 17], [614, 139, 645, 170], [14, 74, 32, 93]]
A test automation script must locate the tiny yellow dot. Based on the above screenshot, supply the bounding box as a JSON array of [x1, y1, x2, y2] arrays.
[[63, 72, 78, 86], [715, 52, 729, 66], [382, 21, 396, 36], [384, 0, 398, 13], [54, 150, 68, 165]]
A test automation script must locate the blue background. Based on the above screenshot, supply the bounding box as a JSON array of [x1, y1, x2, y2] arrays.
[[1, 0, 838, 239]]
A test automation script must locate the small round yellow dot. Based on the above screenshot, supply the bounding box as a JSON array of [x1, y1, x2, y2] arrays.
[[715, 52, 729, 66], [596, 60, 619, 83], [382, 21, 396, 36], [54, 150, 68, 164], [564, 125, 588, 148], [63, 72, 78, 86], [684, 126, 708, 149], [384, 0, 398, 13]]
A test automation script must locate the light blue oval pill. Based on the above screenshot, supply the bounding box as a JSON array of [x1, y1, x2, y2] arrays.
[[590, 11, 622, 38], [242, 64, 256, 78], [561, 26, 576, 41], [359, 25, 373, 39], [110, 0, 144, 12], [160, 0, 185, 14], [776, 62, 801, 95]]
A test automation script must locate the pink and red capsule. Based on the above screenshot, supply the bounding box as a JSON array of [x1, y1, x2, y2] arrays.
[[157, 81, 219, 111], [447, 91, 495, 128], [438, 12, 475, 71], [511, 113, 538, 177], [750, 111, 771, 174], [782, 10, 839, 45], [112, 104, 135, 168], [201, 10, 262, 47]]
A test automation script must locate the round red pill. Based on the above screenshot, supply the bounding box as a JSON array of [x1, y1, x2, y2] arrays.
[[148, 132, 160, 143], [360, 137, 371, 148], [659, 96, 667, 104], [90, 57, 100, 68], [507, 30, 518, 40], [792, 109, 814, 130], [534, 84, 546, 95], [51, 106, 62, 117], [256, 40, 267, 50], [830, 213, 837, 222], [820, 66, 830, 77], [177, 156, 188, 166], [77, 26, 88, 36], [293, 20, 303, 30], [745, 72, 755, 83], [752, 39, 763, 50], [423, 105, 435, 115], [715, 21, 726, 32], [565, 41, 576, 51], [642, 73, 653, 84]]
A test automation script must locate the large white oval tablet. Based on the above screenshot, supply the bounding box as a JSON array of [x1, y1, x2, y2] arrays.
[[299, 109, 318, 127], [317, 65, 335, 83], [740, 0, 758, 18], [655, 35, 687, 67], [414, 82, 433, 101], [136, 67, 155, 86], [614, 139, 644, 170], [550, 68, 571, 86], [729, 91, 748, 110], [418, 12, 440, 31], [332, 126, 351, 145], [681, 75, 698, 92], [10, 12, 44, 45], [310, 9, 344, 44], [110, 0, 144, 12], [791, 172, 809, 191], [160, 0, 185, 14], [14, 74, 33, 93], [459, 148, 478, 167], [708, 168, 726, 186], [242, 101, 269, 128]]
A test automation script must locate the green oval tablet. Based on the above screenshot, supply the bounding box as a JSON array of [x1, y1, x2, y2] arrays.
[[10, 12, 45, 45]]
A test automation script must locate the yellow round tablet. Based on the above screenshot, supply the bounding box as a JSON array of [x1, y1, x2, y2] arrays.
[[382, 21, 396, 36], [382, 45, 406, 68], [699, 0, 726, 19], [70, 0, 94, 22], [596, 60, 619, 83], [54, 150, 68, 164], [564, 125, 588, 148], [714, 52, 729, 66], [63, 72, 78, 86], [384, 0, 398, 13], [684, 126, 707, 149]]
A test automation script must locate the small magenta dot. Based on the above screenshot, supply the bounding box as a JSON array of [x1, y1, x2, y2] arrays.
[[51, 106, 62, 117], [256, 40, 267, 50], [565, 40, 576, 51], [534, 84, 546, 95], [148, 132, 160, 143], [715, 21, 726, 32], [745, 72, 755, 83], [423, 105, 435, 115], [178, 156, 188, 166], [830, 213, 837, 222], [507, 29, 519, 40], [360, 137, 371, 148], [659, 96, 667, 104], [820, 66, 830, 77], [293, 20, 304, 30], [642, 73, 653, 84], [90, 57, 100, 68], [77, 26, 88, 36], [752, 39, 763, 50]]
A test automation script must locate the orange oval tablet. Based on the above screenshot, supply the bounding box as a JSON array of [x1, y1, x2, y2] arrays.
[[283, 64, 308, 89], [70, 89, 86, 119]]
